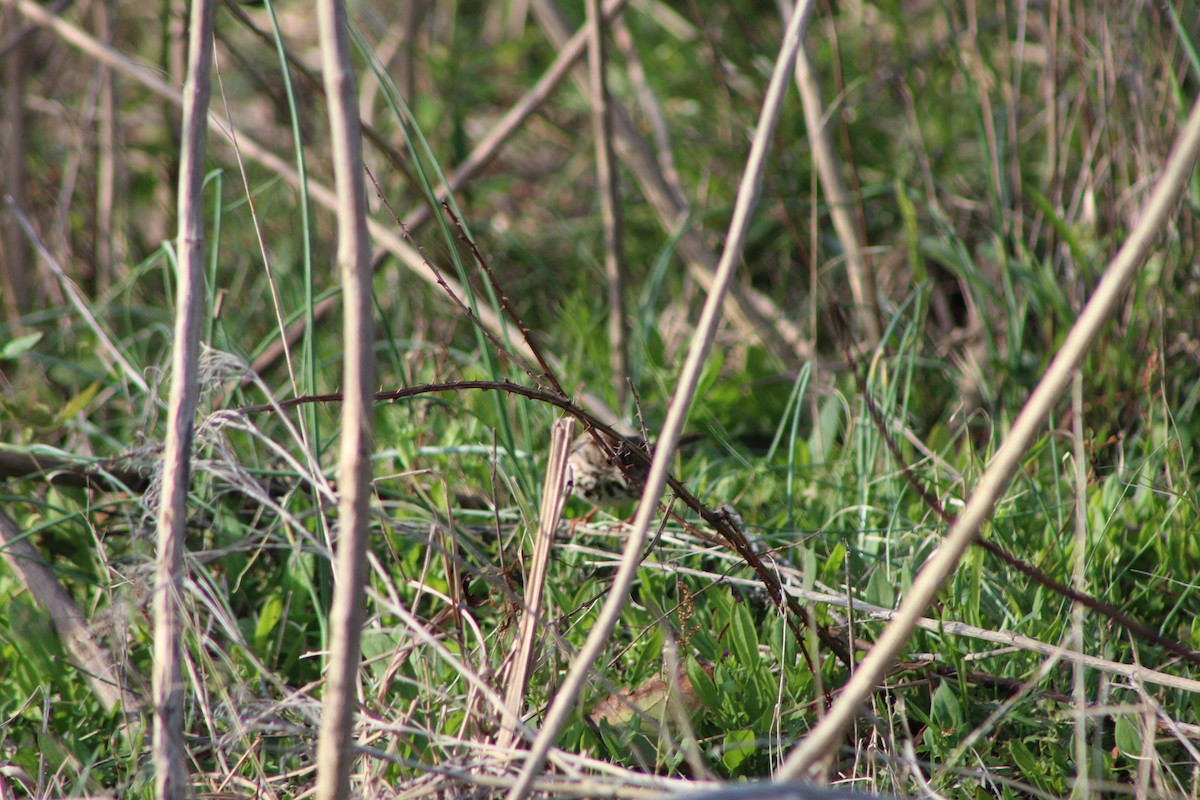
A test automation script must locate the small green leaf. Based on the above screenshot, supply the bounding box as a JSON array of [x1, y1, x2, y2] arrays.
[[865, 568, 895, 608], [0, 332, 42, 359], [822, 542, 846, 584], [686, 657, 718, 709], [801, 547, 817, 592], [56, 381, 101, 423], [254, 594, 284, 649]]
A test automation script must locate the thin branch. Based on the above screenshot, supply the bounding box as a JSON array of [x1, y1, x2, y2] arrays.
[[153, 0, 217, 793], [791, 39, 880, 344], [587, 0, 629, 408], [312, 0, 375, 793]]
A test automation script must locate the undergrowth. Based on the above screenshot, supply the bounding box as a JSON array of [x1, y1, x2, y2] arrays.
[[1, 1, 1199, 798]]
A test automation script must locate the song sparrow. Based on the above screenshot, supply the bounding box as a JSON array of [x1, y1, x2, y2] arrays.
[[567, 429, 701, 508]]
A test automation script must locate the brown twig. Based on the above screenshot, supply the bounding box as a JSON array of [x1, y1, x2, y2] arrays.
[[440, 201, 571, 401], [0, 447, 154, 491], [364, 166, 552, 392]]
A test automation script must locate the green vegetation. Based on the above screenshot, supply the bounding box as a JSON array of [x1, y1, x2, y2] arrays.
[[1, 0, 1199, 797]]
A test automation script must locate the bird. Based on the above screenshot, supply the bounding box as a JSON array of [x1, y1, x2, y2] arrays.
[[567, 429, 701, 508]]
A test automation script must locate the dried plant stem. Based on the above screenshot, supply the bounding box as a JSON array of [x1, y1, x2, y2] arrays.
[[777, 93, 1200, 780], [153, 0, 216, 794], [496, 419, 574, 753], [312, 0, 375, 795], [506, 2, 817, 796], [587, 0, 629, 408], [791, 42, 881, 344], [2, 2, 31, 318]]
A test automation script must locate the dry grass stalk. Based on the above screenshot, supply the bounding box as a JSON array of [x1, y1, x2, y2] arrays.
[[152, 0, 218, 794], [587, 0, 629, 408], [312, 0, 376, 794], [496, 418, 574, 754]]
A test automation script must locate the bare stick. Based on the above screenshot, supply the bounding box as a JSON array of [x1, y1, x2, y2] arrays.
[[792, 42, 881, 344], [587, 0, 629, 408], [153, 0, 216, 794], [312, 0, 375, 794]]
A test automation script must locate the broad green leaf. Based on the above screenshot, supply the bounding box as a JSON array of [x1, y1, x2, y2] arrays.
[[721, 728, 755, 772], [1115, 715, 1142, 756], [1008, 739, 1038, 777], [930, 680, 962, 729]]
